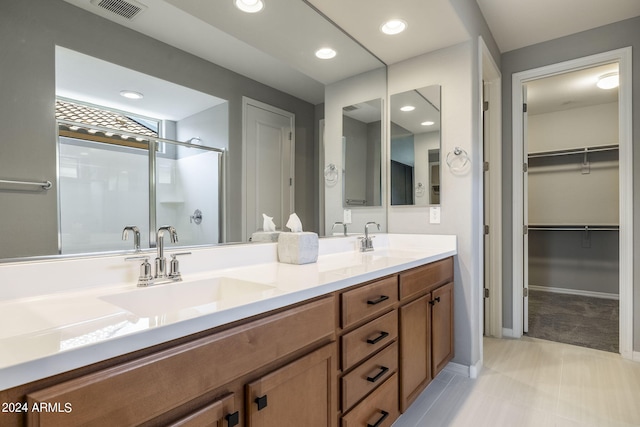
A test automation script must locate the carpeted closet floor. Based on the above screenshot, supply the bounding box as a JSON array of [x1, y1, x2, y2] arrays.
[[526, 290, 619, 353]]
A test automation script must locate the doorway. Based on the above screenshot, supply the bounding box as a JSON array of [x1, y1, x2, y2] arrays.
[[242, 97, 295, 240], [511, 48, 633, 358]]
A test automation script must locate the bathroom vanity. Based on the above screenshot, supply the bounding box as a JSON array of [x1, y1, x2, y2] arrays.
[[0, 234, 455, 426]]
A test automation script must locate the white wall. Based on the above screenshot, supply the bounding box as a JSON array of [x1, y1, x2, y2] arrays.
[[388, 41, 480, 369], [324, 68, 387, 233]]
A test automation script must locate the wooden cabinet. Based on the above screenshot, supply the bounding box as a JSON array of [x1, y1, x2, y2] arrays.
[[398, 257, 454, 412], [339, 275, 400, 426], [245, 343, 336, 427], [2, 256, 455, 427], [341, 374, 399, 427], [26, 297, 335, 427], [169, 393, 237, 427]]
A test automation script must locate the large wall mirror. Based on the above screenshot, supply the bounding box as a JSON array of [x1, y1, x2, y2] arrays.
[[342, 99, 383, 207], [0, 0, 385, 260], [390, 85, 441, 206]]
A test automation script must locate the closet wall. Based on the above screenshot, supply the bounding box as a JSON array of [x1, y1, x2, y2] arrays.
[[528, 100, 619, 297]]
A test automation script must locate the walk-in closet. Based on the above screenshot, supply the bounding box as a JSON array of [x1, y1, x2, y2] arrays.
[[524, 63, 620, 353]]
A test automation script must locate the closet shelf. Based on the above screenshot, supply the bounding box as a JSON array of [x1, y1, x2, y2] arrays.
[[527, 144, 618, 159]]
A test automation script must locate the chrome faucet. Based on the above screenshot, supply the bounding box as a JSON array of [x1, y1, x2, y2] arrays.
[[359, 222, 380, 252], [122, 225, 141, 252], [155, 225, 178, 279], [332, 221, 348, 236], [125, 225, 190, 287]]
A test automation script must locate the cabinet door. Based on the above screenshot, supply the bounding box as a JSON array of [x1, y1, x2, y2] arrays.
[[398, 294, 431, 412], [169, 393, 238, 427], [246, 343, 336, 427], [432, 282, 454, 377]]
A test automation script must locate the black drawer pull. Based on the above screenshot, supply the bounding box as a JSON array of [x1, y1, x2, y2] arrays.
[[429, 296, 441, 306], [255, 395, 268, 411], [225, 411, 239, 427], [366, 366, 389, 383], [367, 410, 389, 427], [367, 295, 389, 305], [366, 331, 389, 345]]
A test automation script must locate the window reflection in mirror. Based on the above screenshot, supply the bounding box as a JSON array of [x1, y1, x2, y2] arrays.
[[342, 98, 383, 207], [390, 86, 441, 206]]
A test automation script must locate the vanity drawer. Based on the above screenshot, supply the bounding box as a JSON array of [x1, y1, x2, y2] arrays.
[[341, 373, 399, 427], [341, 310, 397, 371], [341, 342, 398, 412], [399, 257, 453, 301], [341, 275, 398, 328]]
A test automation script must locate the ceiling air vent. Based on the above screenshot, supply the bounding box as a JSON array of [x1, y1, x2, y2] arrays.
[[90, 0, 147, 20], [343, 105, 359, 112]]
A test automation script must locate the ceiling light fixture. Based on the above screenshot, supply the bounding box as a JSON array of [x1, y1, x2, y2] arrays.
[[400, 105, 415, 112], [315, 47, 337, 59], [596, 72, 619, 90], [119, 90, 144, 100], [381, 19, 407, 35], [234, 0, 264, 13], [421, 121, 435, 126]]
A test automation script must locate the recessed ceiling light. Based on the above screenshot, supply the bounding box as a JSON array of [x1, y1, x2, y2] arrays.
[[421, 121, 435, 126], [596, 72, 619, 89], [381, 19, 407, 35], [234, 0, 264, 13], [315, 47, 337, 60], [400, 105, 415, 112], [120, 90, 144, 100]]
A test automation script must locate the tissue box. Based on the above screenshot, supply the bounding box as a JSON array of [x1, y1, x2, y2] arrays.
[[251, 231, 281, 243], [277, 232, 319, 264]]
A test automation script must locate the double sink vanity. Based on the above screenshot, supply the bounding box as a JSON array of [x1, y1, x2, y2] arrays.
[[0, 233, 456, 426]]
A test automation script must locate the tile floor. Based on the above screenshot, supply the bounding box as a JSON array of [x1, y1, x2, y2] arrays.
[[393, 337, 640, 427]]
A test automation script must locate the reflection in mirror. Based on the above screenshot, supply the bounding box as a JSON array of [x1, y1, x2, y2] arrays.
[[342, 99, 383, 207], [0, 0, 386, 260], [390, 86, 441, 206]]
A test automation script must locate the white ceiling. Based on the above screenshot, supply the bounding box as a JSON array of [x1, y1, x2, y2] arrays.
[[476, 0, 640, 53], [59, 0, 639, 119], [526, 63, 619, 115]]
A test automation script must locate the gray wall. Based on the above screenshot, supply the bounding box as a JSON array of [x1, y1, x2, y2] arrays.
[[500, 16, 640, 351], [0, 0, 318, 258]]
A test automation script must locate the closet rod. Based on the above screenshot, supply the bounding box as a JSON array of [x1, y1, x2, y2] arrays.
[[528, 226, 619, 231], [528, 144, 618, 159]]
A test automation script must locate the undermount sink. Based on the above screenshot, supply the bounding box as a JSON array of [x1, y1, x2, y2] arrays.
[[317, 251, 419, 275], [100, 277, 278, 317]]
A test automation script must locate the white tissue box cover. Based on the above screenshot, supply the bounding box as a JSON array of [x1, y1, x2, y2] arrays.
[[251, 231, 281, 243], [277, 232, 319, 264]]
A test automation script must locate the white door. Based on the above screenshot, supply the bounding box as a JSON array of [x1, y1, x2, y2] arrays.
[[522, 85, 530, 334], [243, 98, 294, 240]]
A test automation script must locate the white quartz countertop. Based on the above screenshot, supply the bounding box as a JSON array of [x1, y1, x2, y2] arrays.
[[0, 234, 456, 390]]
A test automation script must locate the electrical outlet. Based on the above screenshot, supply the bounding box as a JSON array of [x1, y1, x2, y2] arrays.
[[343, 209, 352, 224], [429, 207, 441, 224]]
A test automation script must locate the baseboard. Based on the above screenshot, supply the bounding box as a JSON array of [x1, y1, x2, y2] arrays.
[[469, 358, 482, 379], [502, 328, 515, 338], [633, 351, 640, 363], [443, 361, 471, 377], [529, 285, 619, 300]]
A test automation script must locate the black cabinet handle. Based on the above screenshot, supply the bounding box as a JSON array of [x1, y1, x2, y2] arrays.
[[366, 331, 389, 345], [367, 295, 389, 305], [255, 395, 268, 411], [367, 410, 389, 427], [366, 366, 389, 383], [225, 411, 239, 427], [429, 296, 441, 306]]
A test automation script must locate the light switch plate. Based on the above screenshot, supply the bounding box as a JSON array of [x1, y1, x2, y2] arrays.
[[429, 207, 441, 224], [343, 209, 352, 224]]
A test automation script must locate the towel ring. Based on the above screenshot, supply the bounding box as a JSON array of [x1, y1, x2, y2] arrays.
[[324, 163, 338, 186], [446, 147, 471, 172]]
